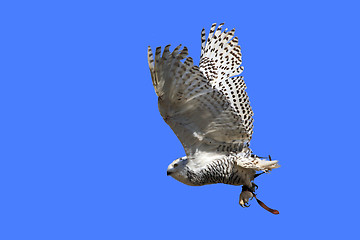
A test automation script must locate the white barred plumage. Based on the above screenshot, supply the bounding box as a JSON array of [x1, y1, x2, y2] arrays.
[[148, 23, 280, 213]]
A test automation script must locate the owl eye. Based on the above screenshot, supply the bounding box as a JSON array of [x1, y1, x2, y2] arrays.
[[174, 163, 178, 167]]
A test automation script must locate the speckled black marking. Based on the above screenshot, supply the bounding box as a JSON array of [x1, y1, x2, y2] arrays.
[[185, 157, 253, 186]]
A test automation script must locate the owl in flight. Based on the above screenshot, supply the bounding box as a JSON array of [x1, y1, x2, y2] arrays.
[[148, 23, 280, 214]]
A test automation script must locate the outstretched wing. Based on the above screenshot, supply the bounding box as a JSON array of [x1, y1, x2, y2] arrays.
[[199, 23, 254, 140], [148, 23, 253, 157]]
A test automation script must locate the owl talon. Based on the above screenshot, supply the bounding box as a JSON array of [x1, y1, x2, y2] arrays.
[[239, 201, 251, 208], [239, 189, 253, 207]]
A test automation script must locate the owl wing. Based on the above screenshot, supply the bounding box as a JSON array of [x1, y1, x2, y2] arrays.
[[148, 23, 253, 158]]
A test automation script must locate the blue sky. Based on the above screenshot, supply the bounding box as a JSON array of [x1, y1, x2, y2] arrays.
[[1, 0, 360, 239]]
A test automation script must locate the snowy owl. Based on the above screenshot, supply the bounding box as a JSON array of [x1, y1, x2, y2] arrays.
[[148, 23, 280, 214]]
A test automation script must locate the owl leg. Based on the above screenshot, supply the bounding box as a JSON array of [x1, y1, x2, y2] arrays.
[[239, 183, 279, 214], [239, 185, 254, 207], [254, 172, 265, 179]]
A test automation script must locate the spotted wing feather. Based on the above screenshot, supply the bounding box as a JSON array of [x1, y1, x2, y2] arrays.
[[200, 23, 254, 140], [148, 45, 249, 156]]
